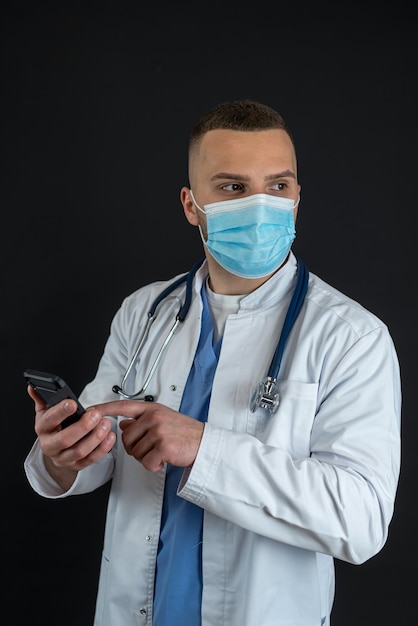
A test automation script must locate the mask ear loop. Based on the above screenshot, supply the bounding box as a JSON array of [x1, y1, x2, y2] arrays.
[[189, 189, 205, 214], [190, 190, 209, 246]]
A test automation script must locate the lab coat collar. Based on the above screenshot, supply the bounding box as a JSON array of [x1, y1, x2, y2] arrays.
[[192, 251, 299, 310]]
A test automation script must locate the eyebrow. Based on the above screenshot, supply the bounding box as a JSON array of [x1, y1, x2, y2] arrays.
[[210, 170, 296, 182]]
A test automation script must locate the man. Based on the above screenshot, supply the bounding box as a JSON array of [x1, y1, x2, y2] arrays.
[[24, 100, 401, 626]]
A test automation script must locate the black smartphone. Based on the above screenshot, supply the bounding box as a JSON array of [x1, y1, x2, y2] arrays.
[[23, 368, 85, 429]]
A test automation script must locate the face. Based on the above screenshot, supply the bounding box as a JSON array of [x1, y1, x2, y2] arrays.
[[181, 128, 300, 239]]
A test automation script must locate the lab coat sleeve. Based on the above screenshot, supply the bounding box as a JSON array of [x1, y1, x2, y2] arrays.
[[178, 326, 401, 565], [23, 278, 173, 499], [24, 438, 115, 498], [22, 290, 137, 499]]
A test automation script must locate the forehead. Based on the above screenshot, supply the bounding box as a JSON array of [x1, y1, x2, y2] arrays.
[[190, 128, 297, 178]]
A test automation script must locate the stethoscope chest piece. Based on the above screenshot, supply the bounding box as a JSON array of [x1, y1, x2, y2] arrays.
[[250, 376, 280, 413]]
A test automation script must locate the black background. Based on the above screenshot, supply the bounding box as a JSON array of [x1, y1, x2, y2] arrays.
[[2, 2, 417, 624]]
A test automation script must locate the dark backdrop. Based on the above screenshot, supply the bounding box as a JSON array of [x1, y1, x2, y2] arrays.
[[2, 3, 416, 624]]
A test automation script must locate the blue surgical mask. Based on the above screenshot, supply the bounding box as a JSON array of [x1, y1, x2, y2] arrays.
[[190, 191, 298, 279]]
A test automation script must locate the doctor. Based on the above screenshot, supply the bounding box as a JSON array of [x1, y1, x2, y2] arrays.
[[24, 99, 401, 626]]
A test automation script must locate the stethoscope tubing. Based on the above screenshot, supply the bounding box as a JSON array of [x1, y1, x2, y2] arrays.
[[113, 256, 309, 407], [267, 258, 309, 379], [112, 259, 204, 399]]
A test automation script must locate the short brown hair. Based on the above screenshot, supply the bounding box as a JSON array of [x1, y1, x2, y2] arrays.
[[189, 99, 295, 151]]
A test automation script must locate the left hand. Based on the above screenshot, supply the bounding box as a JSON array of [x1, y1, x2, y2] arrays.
[[87, 400, 205, 472]]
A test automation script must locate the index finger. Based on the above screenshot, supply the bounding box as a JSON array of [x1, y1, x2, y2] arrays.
[[87, 399, 151, 420]]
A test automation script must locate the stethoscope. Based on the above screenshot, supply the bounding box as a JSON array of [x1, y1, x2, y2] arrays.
[[112, 257, 309, 415]]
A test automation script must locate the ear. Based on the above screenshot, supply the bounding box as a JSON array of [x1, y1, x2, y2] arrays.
[[180, 187, 200, 226]]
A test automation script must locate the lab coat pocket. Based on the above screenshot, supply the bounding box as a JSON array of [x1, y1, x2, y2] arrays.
[[249, 380, 319, 458]]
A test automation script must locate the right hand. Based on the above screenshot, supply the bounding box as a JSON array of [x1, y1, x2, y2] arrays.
[[28, 385, 116, 488]]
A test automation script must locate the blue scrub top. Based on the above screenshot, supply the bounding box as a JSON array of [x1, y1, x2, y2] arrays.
[[153, 285, 222, 625]]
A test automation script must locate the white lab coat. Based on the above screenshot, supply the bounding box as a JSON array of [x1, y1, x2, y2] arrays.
[[24, 253, 401, 626]]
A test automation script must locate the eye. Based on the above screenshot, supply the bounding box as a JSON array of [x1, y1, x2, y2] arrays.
[[220, 183, 244, 192], [271, 182, 287, 191]]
